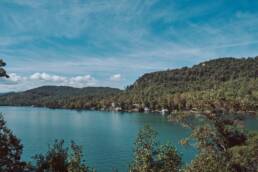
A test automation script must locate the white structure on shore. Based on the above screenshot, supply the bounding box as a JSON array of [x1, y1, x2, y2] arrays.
[[115, 107, 122, 111], [161, 109, 169, 115], [144, 107, 150, 112]]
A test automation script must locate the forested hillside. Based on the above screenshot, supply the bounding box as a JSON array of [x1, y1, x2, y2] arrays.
[[1, 57, 258, 113], [115, 57, 258, 113], [0, 86, 121, 109], [130, 57, 258, 91]]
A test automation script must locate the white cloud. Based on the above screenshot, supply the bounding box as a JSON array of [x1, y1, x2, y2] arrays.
[[69, 75, 95, 87], [110, 74, 122, 81], [70, 75, 92, 83], [30, 72, 66, 82], [0, 72, 96, 92], [29, 72, 96, 86], [8, 73, 27, 82]]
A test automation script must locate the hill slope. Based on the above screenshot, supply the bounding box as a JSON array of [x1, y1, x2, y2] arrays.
[[115, 57, 258, 112], [0, 86, 121, 109], [129, 57, 258, 92]]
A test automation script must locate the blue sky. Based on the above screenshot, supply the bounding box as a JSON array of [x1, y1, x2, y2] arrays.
[[0, 0, 258, 92]]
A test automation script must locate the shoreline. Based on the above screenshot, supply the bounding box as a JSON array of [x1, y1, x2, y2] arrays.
[[0, 105, 257, 117]]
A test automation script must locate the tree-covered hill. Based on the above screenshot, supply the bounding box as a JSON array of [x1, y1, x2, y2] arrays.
[[128, 57, 258, 92], [0, 86, 121, 109], [115, 57, 258, 113], [24, 86, 120, 97]]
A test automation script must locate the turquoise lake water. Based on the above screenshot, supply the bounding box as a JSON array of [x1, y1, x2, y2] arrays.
[[0, 106, 257, 171]]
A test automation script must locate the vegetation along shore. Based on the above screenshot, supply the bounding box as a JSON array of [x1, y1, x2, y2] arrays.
[[1, 57, 258, 116]]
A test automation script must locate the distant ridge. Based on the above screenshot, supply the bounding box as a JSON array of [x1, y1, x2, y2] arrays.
[[0, 86, 121, 108]]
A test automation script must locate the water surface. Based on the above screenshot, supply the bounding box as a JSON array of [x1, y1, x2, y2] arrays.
[[1, 107, 257, 171]]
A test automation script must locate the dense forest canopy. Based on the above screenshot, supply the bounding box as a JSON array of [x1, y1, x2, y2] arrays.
[[116, 57, 258, 113], [0, 86, 121, 109], [130, 57, 258, 89]]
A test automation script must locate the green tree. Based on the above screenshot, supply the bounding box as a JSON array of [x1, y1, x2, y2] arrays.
[[183, 152, 228, 172], [130, 125, 181, 172], [33, 140, 94, 172], [130, 125, 157, 172], [68, 141, 93, 172], [181, 113, 258, 172], [0, 114, 27, 172], [156, 143, 181, 172]]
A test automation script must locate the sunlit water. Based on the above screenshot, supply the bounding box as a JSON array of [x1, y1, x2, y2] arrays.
[[0, 106, 257, 171]]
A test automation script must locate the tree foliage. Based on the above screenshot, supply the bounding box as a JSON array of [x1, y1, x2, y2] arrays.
[[130, 125, 181, 172], [156, 144, 182, 172], [180, 113, 258, 172], [0, 60, 25, 171], [0, 114, 27, 172], [130, 125, 157, 172], [33, 140, 94, 172], [0, 59, 9, 78], [0, 86, 120, 109]]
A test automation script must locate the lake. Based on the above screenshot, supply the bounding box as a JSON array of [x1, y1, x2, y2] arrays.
[[0, 106, 257, 171]]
